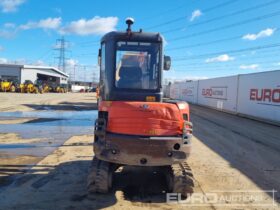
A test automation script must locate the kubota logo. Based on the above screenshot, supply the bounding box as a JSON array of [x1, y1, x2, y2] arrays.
[[250, 88, 280, 103], [140, 104, 149, 109], [138, 104, 153, 112]]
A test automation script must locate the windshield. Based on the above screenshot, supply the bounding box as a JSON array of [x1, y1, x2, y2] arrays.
[[115, 41, 160, 90]]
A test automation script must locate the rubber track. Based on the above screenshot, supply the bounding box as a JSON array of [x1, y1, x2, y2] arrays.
[[87, 157, 112, 193], [170, 161, 194, 197]]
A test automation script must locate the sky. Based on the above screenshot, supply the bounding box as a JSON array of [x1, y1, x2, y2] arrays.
[[0, 0, 280, 82]]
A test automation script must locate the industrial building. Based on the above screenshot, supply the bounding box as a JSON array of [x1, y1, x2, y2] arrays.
[[0, 64, 69, 85]]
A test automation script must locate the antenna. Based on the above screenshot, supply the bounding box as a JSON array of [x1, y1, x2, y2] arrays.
[[125, 17, 134, 33]]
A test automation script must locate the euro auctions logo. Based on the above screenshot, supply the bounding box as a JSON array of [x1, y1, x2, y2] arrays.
[[166, 190, 277, 207], [202, 87, 227, 100], [250, 88, 280, 104]]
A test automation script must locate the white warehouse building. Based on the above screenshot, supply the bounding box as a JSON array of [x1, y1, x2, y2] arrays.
[[0, 64, 69, 84]]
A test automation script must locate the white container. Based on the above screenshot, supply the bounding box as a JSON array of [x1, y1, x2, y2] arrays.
[[237, 70, 280, 123], [179, 81, 198, 104], [170, 83, 181, 99], [197, 76, 238, 113], [163, 85, 171, 98], [71, 85, 89, 92]]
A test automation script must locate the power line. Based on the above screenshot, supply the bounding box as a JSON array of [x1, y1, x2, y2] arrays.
[[166, 35, 241, 51], [174, 67, 277, 72], [139, 3, 187, 21], [72, 52, 98, 58], [174, 60, 280, 72], [36, 49, 53, 61], [146, 0, 238, 30], [168, 10, 280, 42], [172, 48, 280, 64], [174, 52, 280, 67], [173, 43, 280, 61], [173, 50, 280, 67], [161, 0, 280, 34], [76, 40, 99, 47], [166, 27, 279, 51]]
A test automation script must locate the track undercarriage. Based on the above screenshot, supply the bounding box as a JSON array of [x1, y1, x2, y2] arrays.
[[87, 156, 194, 197]]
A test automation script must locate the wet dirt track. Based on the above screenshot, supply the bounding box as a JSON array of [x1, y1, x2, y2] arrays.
[[0, 93, 279, 209]]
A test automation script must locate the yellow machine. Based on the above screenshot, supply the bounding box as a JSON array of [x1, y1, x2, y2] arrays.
[[59, 84, 68, 93], [55, 86, 63, 93], [35, 80, 50, 94], [49, 83, 67, 93], [17, 84, 25, 93], [0, 79, 17, 92], [42, 84, 50, 93], [23, 80, 39, 94]]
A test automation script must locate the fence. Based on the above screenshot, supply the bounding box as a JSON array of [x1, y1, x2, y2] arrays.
[[169, 70, 280, 124]]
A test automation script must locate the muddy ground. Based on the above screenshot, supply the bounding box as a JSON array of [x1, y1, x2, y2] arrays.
[[0, 92, 97, 112], [0, 92, 279, 210]]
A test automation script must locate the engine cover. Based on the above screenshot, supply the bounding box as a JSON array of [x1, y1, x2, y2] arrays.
[[99, 101, 190, 136]]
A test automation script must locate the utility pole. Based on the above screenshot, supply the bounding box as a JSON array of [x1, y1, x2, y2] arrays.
[[73, 65, 76, 82], [93, 71, 96, 83], [84, 66, 86, 82], [54, 37, 69, 73]]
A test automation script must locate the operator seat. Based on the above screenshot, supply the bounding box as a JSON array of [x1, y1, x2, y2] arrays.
[[117, 66, 142, 89]]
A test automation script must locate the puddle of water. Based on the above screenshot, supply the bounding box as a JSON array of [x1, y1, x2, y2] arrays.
[[0, 110, 98, 157], [0, 110, 96, 120]]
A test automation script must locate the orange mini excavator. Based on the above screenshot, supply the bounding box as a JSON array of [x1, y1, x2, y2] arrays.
[[87, 18, 194, 197]]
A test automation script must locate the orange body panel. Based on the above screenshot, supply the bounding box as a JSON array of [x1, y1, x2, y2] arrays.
[[99, 101, 190, 136]]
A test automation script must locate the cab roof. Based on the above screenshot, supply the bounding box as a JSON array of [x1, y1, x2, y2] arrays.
[[101, 31, 163, 43]]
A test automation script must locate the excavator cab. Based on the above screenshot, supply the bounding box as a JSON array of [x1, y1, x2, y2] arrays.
[[88, 18, 194, 197], [98, 18, 171, 102]]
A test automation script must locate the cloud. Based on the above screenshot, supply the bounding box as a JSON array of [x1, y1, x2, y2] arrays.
[[239, 64, 259, 70], [190, 10, 202, 22], [0, 46, 4, 51], [32, 60, 45, 66], [0, 29, 16, 38], [242, 28, 276, 41], [205, 54, 235, 63], [165, 75, 208, 83], [37, 17, 61, 29], [1, 16, 118, 38], [60, 16, 118, 35], [19, 17, 62, 30], [66, 59, 78, 67], [0, 0, 25, 13], [0, 57, 29, 64], [4, 22, 15, 28], [13, 58, 26, 64], [273, 62, 280, 66], [1, 23, 17, 38], [184, 76, 208, 81], [53, 7, 62, 14], [0, 57, 8, 63]]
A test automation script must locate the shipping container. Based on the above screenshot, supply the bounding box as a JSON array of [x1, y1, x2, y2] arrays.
[[197, 76, 238, 113], [179, 81, 198, 104], [170, 82, 181, 99], [163, 84, 171, 98], [169, 70, 280, 124], [237, 70, 280, 123]]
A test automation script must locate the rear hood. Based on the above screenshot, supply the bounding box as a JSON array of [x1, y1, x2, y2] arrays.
[[99, 101, 184, 136]]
